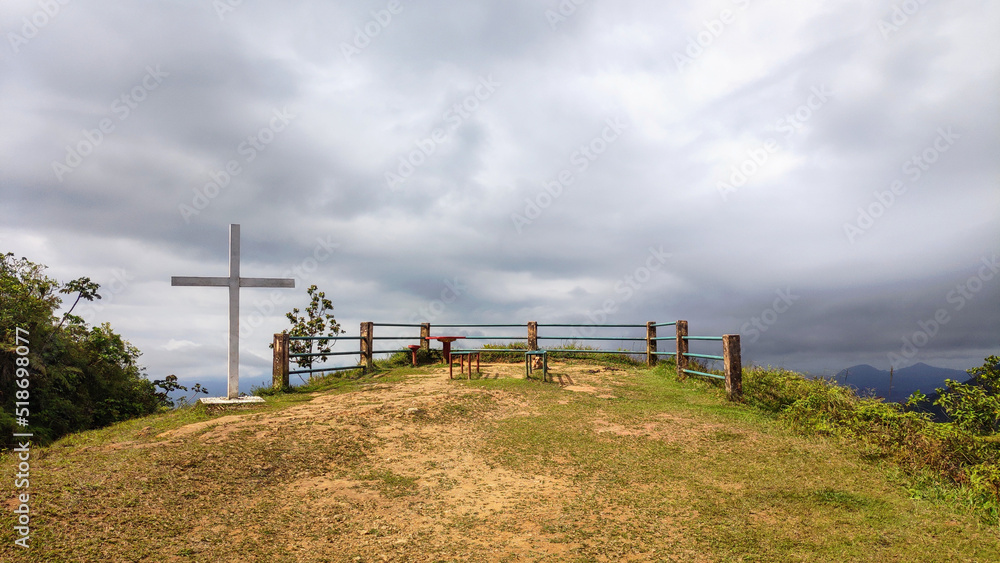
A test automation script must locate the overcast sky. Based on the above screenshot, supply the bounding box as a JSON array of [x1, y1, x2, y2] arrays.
[[2, 0, 998, 396]]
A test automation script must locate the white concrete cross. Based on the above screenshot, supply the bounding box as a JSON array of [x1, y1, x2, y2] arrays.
[[172, 224, 294, 400]]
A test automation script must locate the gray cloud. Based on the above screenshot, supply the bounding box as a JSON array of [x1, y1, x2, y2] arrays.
[[2, 0, 997, 394]]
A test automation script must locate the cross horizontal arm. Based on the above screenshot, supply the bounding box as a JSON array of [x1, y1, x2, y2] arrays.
[[171, 276, 229, 287], [240, 278, 295, 288]]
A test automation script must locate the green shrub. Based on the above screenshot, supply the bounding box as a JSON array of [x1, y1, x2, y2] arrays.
[[739, 357, 1000, 524], [742, 366, 827, 414], [371, 347, 441, 369], [479, 342, 528, 363], [934, 355, 1000, 435]]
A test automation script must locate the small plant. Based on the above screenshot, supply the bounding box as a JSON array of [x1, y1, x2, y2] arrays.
[[151, 374, 209, 408], [277, 285, 343, 382]]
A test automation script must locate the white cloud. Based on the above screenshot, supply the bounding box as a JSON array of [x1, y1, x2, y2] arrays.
[[162, 339, 202, 352]]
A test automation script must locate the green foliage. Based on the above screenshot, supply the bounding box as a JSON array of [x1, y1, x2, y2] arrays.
[[933, 355, 1000, 435], [1, 252, 60, 341], [545, 342, 645, 366], [742, 366, 823, 414], [280, 285, 342, 373], [741, 358, 1000, 524], [478, 341, 528, 362], [1, 252, 189, 448], [372, 346, 441, 370], [48, 276, 102, 340], [151, 374, 208, 408]]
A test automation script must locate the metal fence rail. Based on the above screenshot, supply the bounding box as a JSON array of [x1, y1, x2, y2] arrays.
[[683, 368, 725, 380], [536, 323, 645, 328], [290, 365, 359, 375], [435, 323, 527, 328]]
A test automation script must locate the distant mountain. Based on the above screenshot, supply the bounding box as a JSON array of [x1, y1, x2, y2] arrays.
[[832, 362, 971, 402]]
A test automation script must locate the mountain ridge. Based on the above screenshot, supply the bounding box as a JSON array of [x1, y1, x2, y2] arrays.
[[832, 362, 971, 402]]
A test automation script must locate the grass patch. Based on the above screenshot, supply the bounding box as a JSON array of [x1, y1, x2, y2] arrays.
[[2, 359, 997, 561], [741, 364, 1000, 524], [476, 368, 998, 560], [358, 469, 419, 498]]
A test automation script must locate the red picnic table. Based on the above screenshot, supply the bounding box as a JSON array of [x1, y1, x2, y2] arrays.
[[424, 336, 465, 363]]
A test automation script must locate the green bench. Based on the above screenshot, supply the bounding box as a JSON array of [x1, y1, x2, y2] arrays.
[[448, 350, 480, 380], [525, 350, 549, 382]]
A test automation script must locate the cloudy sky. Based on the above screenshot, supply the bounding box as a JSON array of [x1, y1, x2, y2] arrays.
[[2, 0, 998, 396]]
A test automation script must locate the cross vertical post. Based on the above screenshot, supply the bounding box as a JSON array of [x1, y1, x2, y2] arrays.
[[228, 224, 240, 400]]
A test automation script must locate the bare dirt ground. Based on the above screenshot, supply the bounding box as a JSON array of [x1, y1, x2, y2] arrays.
[[150, 361, 701, 562]]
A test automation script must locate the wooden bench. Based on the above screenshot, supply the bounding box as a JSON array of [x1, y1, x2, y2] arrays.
[[448, 350, 480, 380], [525, 350, 549, 382]]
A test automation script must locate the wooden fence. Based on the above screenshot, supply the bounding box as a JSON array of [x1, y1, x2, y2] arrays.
[[273, 320, 742, 400]]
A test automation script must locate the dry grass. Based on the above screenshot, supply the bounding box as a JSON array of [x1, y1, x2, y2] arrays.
[[1, 360, 998, 561]]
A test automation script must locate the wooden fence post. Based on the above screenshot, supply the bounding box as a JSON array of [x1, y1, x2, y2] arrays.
[[676, 320, 688, 379], [420, 323, 430, 351], [723, 334, 743, 401], [646, 321, 657, 367], [272, 332, 289, 389], [360, 322, 374, 372], [528, 321, 538, 350]]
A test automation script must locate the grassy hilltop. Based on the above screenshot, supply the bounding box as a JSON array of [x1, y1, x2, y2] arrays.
[[2, 355, 998, 562]]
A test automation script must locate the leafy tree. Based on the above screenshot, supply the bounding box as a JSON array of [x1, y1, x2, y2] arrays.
[[41, 276, 101, 351], [281, 285, 342, 379], [1, 252, 60, 343], [933, 355, 1000, 435], [1, 252, 201, 448]]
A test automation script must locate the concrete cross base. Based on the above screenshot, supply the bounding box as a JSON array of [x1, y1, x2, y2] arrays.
[[199, 396, 265, 405]]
